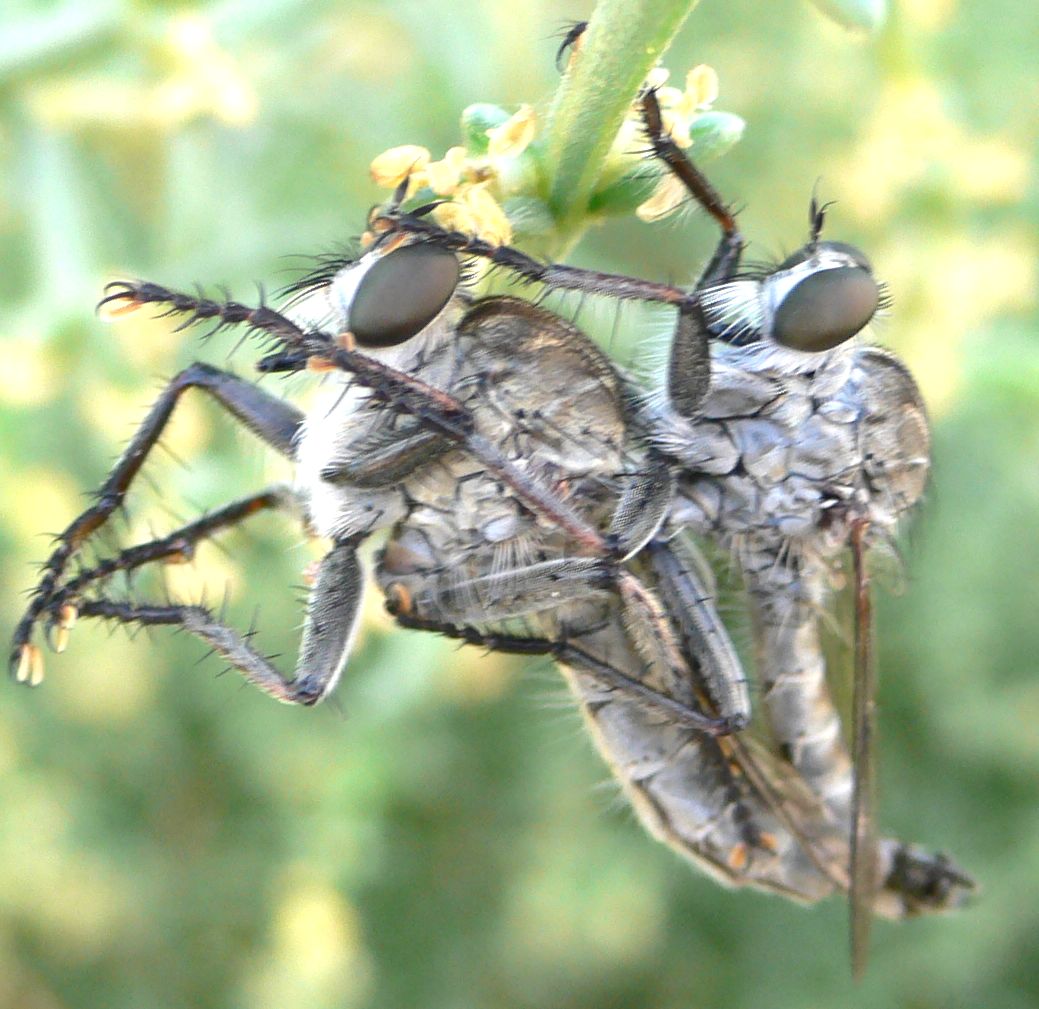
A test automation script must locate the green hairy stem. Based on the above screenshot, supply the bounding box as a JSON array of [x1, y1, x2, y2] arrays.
[[542, 0, 700, 253]]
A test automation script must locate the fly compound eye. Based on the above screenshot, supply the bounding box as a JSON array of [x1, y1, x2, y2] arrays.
[[773, 266, 879, 352], [348, 243, 460, 348]]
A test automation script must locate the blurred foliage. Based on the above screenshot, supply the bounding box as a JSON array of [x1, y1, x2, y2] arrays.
[[1, 1, 1037, 1008]]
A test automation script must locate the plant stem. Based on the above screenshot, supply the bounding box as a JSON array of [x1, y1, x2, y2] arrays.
[[543, 0, 699, 253]]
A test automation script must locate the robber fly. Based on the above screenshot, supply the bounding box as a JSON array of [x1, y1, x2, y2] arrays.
[[10, 94, 970, 975], [8, 213, 971, 930], [375, 89, 976, 970]]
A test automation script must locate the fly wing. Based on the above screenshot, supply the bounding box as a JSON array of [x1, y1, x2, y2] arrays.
[[847, 348, 933, 976], [849, 520, 878, 979]]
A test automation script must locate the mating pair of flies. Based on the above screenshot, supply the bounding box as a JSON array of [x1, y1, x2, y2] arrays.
[[10, 89, 973, 972]]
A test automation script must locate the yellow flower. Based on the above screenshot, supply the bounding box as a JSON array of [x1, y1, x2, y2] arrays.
[[636, 173, 689, 222], [369, 103, 534, 245], [486, 104, 537, 160], [369, 145, 432, 189], [434, 183, 512, 246], [425, 146, 467, 196], [684, 65, 719, 114]]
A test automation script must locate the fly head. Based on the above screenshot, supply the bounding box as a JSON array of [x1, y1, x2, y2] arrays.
[[287, 236, 463, 352]]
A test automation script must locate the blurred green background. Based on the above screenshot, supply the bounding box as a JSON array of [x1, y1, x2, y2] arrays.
[[1, 1, 1037, 1007]]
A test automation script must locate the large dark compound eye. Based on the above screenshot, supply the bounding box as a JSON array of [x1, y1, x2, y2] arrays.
[[349, 243, 460, 348], [770, 241, 878, 352], [773, 266, 879, 352]]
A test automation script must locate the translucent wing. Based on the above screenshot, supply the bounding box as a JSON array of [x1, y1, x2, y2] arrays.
[[849, 520, 878, 979]]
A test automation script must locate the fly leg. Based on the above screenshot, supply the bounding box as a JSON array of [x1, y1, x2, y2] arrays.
[[368, 212, 693, 308], [39, 488, 295, 631], [70, 537, 364, 705], [390, 605, 851, 901], [10, 365, 304, 679], [16, 466, 366, 704], [385, 551, 746, 735], [641, 536, 751, 733], [318, 416, 453, 489], [608, 468, 751, 730], [12, 488, 295, 683], [637, 88, 744, 288], [550, 22, 735, 291], [637, 87, 746, 418], [386, 607, 735, 738]]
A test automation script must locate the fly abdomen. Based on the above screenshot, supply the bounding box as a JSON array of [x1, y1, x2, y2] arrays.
[[746, 559, 856, 825], [563, 661, 842, 902]]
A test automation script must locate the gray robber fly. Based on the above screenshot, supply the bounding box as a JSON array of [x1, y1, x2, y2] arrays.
[[10, 91, 971, 974], [369, 89, 975, 970]]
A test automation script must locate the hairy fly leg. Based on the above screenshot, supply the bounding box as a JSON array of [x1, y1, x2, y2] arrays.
[[642, 536, 750, 730], [33, 511, 363, 706], [389, 609, 737, 738], [70, 536, 361, 705], [554, 20, 588, 73], [636, 87, 743, 419], [318, 416, 453, 489], [7, 347, 365, 706], [10, 364, 304, 680], [389, 553, 741, 736], [39, 488, 294, 621], [11, 488, 292, 687]]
